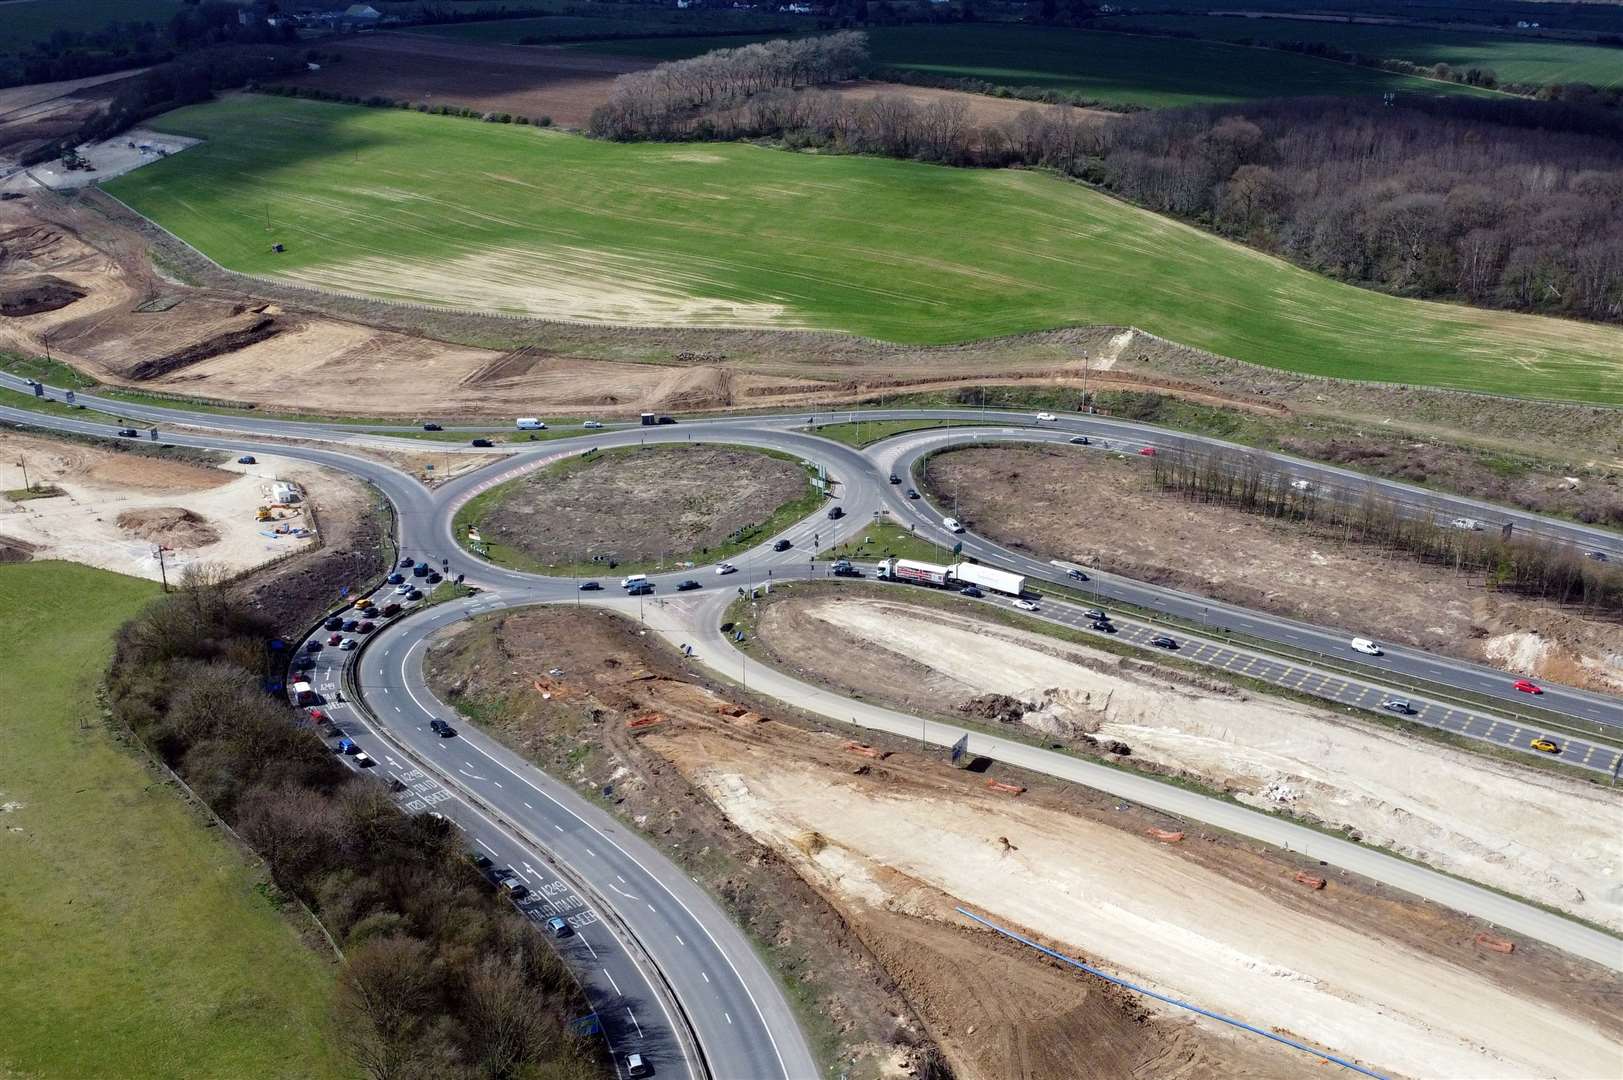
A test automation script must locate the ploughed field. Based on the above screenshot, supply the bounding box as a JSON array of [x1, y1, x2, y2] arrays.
[[109, 95, 1623, 404]]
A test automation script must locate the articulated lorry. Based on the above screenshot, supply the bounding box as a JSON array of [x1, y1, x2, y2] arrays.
[[876, 558, 1025, 596]]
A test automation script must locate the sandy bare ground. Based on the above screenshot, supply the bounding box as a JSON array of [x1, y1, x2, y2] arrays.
[[924, 444, 1623, 692], [657, 716, 1622, 1079], [0, 70, 151, 171], [19, 128, 198, 190], [282, 33, 647, 129], [0, 431, 320, 581], [757, 593, 1623, 933]]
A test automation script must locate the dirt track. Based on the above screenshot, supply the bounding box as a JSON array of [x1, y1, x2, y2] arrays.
[[924, 444, 1623, 692], [424, 603, 1622, 1080]]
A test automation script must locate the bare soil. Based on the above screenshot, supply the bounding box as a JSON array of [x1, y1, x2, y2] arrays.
[[474, 444, 806, 567], [0, 70, 150, 169], [423, 603, 1622, 1080], [748, 588, 1623, 930], [0, 273, 84, 316], [826, 80, 1115, 129], [922, 444, 1623, 692], [280, 34, 647, 129], [114, 505, 219, 547]]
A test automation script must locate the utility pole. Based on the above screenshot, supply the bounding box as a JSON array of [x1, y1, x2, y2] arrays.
[[153, 546, 169, 592], [16, 457, 28, 493]]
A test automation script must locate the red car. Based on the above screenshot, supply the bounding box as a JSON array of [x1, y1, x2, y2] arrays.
[[1138, 446, 1157, 456], [307, 708, 329, 723], [356, 620, 375, 634], [327, 633, 342, 646], [1512, 679, 1543, 695]]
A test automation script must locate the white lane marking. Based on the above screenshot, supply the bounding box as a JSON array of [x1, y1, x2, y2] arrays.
[[617, 875, 627, 885], [512, 866, 532, 882], [647, 904, 657, 913], [626, 1009, 644, 1039], [476, 838, 498, 855], [394, 637, 743, 1080], [458, 768, 489, 782], [524, 801, 534, 809], [585, 847, 597, 858], [579, 931, 598, 959], [609, 883, 641, 901], [604, 968, 622, 996], [701, 971, 709, 983], [675, 934, 685, 946], [383, 687, 391, 694], [524, 862, 541, 878], [725, 1013, 733, 1026]]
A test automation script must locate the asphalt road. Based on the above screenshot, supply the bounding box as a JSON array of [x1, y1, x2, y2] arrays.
[[8, 380, 1623, 1045]]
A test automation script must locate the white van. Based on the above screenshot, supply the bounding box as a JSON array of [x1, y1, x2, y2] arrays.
[[1350, 637, 1383, 656], [620, 573, 648, 589], [515, 417, 547, 430], [942, 516, 964, 533]]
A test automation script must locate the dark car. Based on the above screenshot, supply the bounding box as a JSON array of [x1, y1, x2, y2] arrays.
[[833, 565, 862, 578], [1068, 436, 1090, 446], [579, 581, 602, 591], [1067, 568, 1089, 581], [406, 589, 423, 601], [324, 617, 344, 631], [826, 506, 844, 519], [888, 474, 901, 484], [430, 719, 456, 738], [238, 454, 258, 464], [471, 438, 494, 447], [342, 619, 359, 632], [305, 640, 322, 653], [327, 633, 342, 646], [676, 579, 701, 591], [423, 423, 443, 431], [1091, 620, 1117, 634], [357, 620, 375, 634], [959, 585, 983, 597], [655, 415, 676, 425], [498, 873, 529, 900], [426, 572, 442, 584], [1381, 699, 1415, 716], [1149, 635, 1178, 649], [400, 557, 414, 569], [1587, 550, 1610, 562], [469, 852, 493, 870], [116, 428, 139, 438], [412, 562, 429, 577], [546, 916, 572, 939], [773, 539, 792, 552], [382, 603, 402, 617], [387, 572, 405, 585], [905, 488, 919, 499]]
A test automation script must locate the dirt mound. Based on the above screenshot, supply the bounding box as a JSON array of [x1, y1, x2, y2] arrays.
[[115, 506, 220, 548], [0, 224, 72, 271], [648, 365, 737, 411], [0, 534, 38, 563], [957, 692, 1034, 724], [125, 313, 281, 380], [0, 275, 85, 317]]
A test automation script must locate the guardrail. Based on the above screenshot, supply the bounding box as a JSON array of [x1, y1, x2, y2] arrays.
[[335, 603, 712, 1080]]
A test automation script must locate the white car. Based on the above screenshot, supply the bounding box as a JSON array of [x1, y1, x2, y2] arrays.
[[1289, 478, 1313, 492], [1350, 637, 1383, 656], [716, 562, 738, 575], [1035, 412, 1056, 422], [1013, 599, 1039, 612], [582, 420, 603, 429], [340, 638, 357, 651], [942, 516, 964, 533], [394, 584, 412, 594]]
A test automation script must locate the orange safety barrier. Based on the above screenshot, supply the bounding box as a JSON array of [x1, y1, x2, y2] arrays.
[[1293, 872, 1327, 890], [985, 779, 1027, 795], [843, 741, 888, 759], [1146, 828, 1185, 843], [627, 712, 665, 729], [1474, 933, 1515, 954]]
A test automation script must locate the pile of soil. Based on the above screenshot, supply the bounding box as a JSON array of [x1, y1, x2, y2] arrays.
[[115, 507, 220, 548], [125, 312, 281, 380], [0, 275, 85, 317], [0, 534, 37, 563], [957, 692, 1033, 724]]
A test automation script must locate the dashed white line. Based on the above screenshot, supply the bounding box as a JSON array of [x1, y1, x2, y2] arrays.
[[626, 1008, 643, 1039], [603, 968, 622, 996], [578, 931, 598, 959], [701, 971, 709, 983], [674, 934, 684, 946]]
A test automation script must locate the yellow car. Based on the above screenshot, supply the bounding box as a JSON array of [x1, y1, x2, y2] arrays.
[[1529, 738, 1560, 755]]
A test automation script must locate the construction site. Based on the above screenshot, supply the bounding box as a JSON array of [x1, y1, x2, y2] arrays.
[[423, 601, 1623, 1080]]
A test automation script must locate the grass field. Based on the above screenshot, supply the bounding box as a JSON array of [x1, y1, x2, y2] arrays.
[[0, 561, 353, 1080], [107, 95, 1623, 404], [1108, 15, 1623, 88], [576, 23, 1498, 106]]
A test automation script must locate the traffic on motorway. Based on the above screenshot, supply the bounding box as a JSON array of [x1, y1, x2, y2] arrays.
[[7, 373, 1623, 1073]]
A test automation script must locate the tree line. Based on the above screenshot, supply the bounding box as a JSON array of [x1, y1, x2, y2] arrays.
[[1148, 450, 1623, 613], [589, 31, 869, 140], [107, 572, 603, 1080], [593, 37, 1623, 324]]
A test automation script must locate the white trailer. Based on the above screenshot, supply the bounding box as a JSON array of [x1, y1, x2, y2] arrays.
[[950, 562, 1025, 596], [877, 557, 951, 586]]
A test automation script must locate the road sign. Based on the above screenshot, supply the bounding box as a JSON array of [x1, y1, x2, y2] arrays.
[[950, 733, 969, 765], [952, 541, 963, 555]]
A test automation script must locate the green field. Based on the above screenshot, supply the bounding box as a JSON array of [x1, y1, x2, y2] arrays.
[[1108, 15, 1623, 88], [574, 23, 1499, 106], [107, 95, 1623, 404], [0, 561, 353, 1080]]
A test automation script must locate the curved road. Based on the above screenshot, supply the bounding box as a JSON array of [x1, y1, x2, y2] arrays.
[[5, 379, 1622, 1064]]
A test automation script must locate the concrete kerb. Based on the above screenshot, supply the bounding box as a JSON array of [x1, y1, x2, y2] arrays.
[[336, 607, 713, 1080]]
